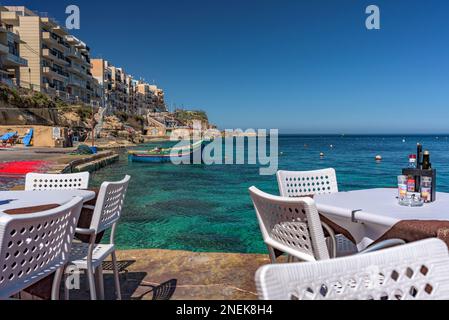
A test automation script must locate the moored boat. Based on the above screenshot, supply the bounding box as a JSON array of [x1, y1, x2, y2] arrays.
[[128, 140, 204, 163]]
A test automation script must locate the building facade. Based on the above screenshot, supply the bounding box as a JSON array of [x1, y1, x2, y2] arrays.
[[1, 6, 167, 116], [4, 6, 100, 105], [0, 6, 28, 86], [135, 81, 167, 114], [92, 58, 167, 116]]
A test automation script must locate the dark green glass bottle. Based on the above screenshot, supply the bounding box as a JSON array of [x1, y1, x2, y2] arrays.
[[422, 151, 431, 170]]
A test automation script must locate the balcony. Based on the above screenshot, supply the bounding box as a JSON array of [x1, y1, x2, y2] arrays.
[[0, 43, 8, 55], [43, 83, 56, 95], [3, 53, 28, 67], [68, 63, 87, 76], [0, 70, 16, 87], [0, 11, 19, 25], [67, 47, 83, 60], [43, 66, 69, 80], [6, 29, 20, 42], [65, 35, 78, 45], [68, 77, 86, 88], [42, 48, 68, 65], [39, 16, 70, 37], [42, 32, 66, 50], [42, 31, 54, 43], [55, 90, 79, 104]]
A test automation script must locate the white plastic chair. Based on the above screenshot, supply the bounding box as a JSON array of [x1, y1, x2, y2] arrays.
[[67, 175, 130, 300], [256, 239, 449, 300], [0, 197, 84, 300], [277, 169, 357, 257], [25, 172, 90, 191], [277, 168, 339, 197], [249, 187, 331, 263], [249, 187, 404, 264]]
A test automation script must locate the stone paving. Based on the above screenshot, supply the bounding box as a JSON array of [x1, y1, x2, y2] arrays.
[[70, 249, 271, 300]]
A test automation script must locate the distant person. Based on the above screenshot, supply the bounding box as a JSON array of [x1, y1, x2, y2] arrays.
[[67, 129, 74, 148]]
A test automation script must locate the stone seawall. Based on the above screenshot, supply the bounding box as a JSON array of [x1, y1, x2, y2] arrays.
[[45, 150, 120, 174], [0, 106, 60, 126], [71, 153, 119, 173]]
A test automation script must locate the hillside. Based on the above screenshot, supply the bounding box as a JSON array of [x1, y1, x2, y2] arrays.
[[0, 85, 213, 143], [174, 109, 210, 128]]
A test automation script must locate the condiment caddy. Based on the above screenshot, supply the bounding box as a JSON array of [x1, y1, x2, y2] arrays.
[[398, 143, 437, 206]]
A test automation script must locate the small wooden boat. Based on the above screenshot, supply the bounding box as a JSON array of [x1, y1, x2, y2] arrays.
[[128, 140, 204, 163]]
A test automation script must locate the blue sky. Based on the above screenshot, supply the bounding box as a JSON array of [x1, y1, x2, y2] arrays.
[[3, 0, 449, 133]]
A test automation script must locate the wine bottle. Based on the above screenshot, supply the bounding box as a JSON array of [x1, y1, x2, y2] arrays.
[[422, 151, 431, 170], [417, 143, 423, 169]]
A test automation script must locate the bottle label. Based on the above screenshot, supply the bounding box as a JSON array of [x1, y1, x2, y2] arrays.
[[421, 187, 432, 202], [407, 179, 415, 192], [398, 184, 407, 198]]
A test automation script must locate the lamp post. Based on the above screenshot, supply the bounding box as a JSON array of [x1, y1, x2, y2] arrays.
[[28, 68, 32, 90], [91, 102, 95, 148]]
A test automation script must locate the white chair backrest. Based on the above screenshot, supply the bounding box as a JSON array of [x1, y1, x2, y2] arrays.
[[249, 187, 330, 262], [277, 168, 338, 198], [0, 197, 83, 299], [256, 239, 449, 300], [90, 175, 130, 234], [25, 172, 90, 191]]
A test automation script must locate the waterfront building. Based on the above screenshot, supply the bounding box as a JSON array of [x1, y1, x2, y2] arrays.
[[136, 81, 167, 114], [0, 6, 28, 86], [110, 65, 128, 112], [92, 58, 167, 116], [92, 58, 126, 113], [91, 58, 112, 109], [3, 6, 99, 106], [148, 84, 166, 112], [1, 6, 166, 115]]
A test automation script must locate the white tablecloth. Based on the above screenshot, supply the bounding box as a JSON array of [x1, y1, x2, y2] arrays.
[[315, 188, 449, 250], [0, 190, 96, 215]]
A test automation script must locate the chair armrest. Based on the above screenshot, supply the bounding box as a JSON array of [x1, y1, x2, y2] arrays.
[[358, 239, 406, 255], [82, 205, 96, 211], [321, 221, 337, 258], [75, 228, 96, 235]]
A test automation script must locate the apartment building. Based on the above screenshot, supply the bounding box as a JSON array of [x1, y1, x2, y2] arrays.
[[91, 58, 113, 110], [110, 66, 128, 111], [148, 85, 166, 112], [0, 6, 28, 86], [135, 82, 167, 114], [125, 74, 136, 113], [92, 58, 166, 115], [92, 58, 126, 111], [135, 82, 150, 113], [4, 6, 100, 105]]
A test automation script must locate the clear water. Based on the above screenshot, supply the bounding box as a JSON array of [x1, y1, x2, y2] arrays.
[[88, 135, 449, 253]]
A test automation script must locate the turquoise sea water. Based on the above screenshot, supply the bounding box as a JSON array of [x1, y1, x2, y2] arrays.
[[89, 135, 449, 253]]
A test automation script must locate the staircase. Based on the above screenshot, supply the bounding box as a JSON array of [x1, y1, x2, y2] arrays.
[[94, 106, 108, 137], [146, 114, 166, 129]]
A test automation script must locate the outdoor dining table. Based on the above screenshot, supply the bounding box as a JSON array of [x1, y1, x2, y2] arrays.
[[0, 190, 96, 215], [314, 188, 449, 251]]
